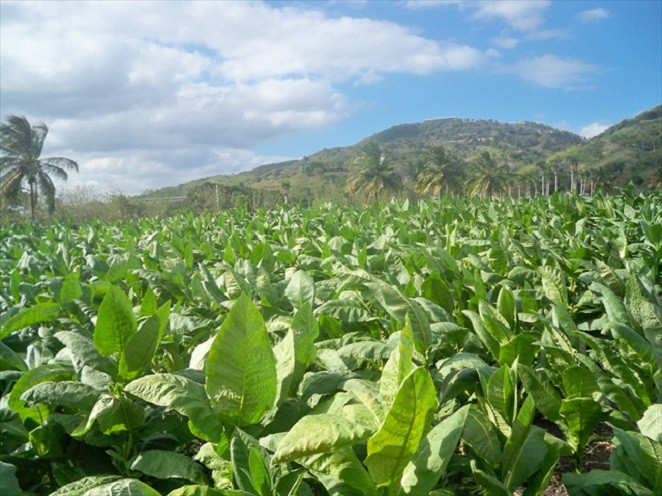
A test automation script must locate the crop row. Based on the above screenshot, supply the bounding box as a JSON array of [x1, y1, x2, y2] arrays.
[[0, 192, 660, 495]]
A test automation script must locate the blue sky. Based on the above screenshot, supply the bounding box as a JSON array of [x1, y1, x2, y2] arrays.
[[1, 0, 660, 194]]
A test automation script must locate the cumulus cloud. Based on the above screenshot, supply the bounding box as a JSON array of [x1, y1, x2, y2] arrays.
[[0, 1, 484, 193], [491, 35, 520, 49], [506, 54, 597, 89], [580, 122, 610, 138], [471, 1, 550, 32], [402, 1, 464, 9], [578, 8, 610, 23], [0, 0, 607, 194]]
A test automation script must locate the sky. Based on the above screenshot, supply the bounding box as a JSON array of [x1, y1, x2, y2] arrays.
[[1, 0, 660, 195]]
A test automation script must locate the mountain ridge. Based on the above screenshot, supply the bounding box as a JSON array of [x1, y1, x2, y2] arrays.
[[140, 105, 661, 200]]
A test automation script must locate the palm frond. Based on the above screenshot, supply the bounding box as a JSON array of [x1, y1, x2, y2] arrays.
[[43, 157, 79, 173]]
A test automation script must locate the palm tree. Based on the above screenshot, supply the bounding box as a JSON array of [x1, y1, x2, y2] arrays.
[[465, 150, 510, 198], [346, 142, 402, 202], [1, 115, 78, 222], [414, 146, 463, 198]]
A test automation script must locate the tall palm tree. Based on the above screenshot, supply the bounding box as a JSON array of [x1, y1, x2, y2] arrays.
[[346, 142, 402, 202], [0, 115, 78, 222], [414, 146, 463, 198], [465, 150, 510, 198]]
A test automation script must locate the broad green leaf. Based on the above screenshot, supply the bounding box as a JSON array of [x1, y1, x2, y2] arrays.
[[364, 281, 432, 353], [563, 470, 656, 496], [285, 270, 316, 309], [638, 404, 662, 443], [80, 394, 145, 435], [462, 310, 500, 359], [125, 373, 223, 442], [21, 381, 99, 410], [400, 405, 469, 495], [590, 282, 631, 326], [273, 414, 371, 463], [562, 366, 599, 399], [81, 478, 161, 496], [522, 444, 560, 496], [205, 293, 277, 427], [380, 324, 414, 407], [503, 426, 548, 491], [421, 272, 454, 314], [60, 273, 83, 304], [230, 432, 258, 494], [94, 285, 137, 356], [501, 395, 537, 487], [478, 301, 512, 344], [539, 266, 568, 305], [167, 486, 226, 496], [0, 341, 28, 371], [470, 461, 510, 496], [518, 365, 562, 422], [365, 367, 438, 488], [291, 302, 319, 386], [315, 299, 373, 322], [131, 450, 209, 485], [496, 287, 516, 330], [344, 379, 386, 430], [461, 409, 502, 468], [637, 434, 662, 492], [613, 427, 662, 492], [299, 447, 376, 496], [119, 302, 170, 380], [0, 462, 21, 496], [56, 331, 118, 377], [0, 302, 60, 339], [560, 398, 603, 453], [498, 333, 536, 367], [487, 365, 514, 425], [249, 447, 272, 496], [139, 287, 158, 318], [607, 322, 656, 366], [274, 330, 297, 405], [50, 476, 123, 496], [194, 442, 234, 490], [625, 271, 662, 334], [8, 364, 73, 424]]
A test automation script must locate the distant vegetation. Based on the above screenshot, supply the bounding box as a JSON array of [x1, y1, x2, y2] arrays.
[[1, 106, 660, 224]]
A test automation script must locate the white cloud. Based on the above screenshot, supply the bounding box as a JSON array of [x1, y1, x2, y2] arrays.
[[55, 148, 292, 195], [471, 1, 550, 31], [507, 54, 597, 89], [491, 35, 520, 49], [580, 122, 610, 138], [402, 1, 464, 9], [1, 1, 484, 193], [578, 8, 610, 23]]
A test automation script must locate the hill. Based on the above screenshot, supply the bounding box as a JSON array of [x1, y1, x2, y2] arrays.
[[140, 106, 661, 204], [547, 105, 661, 190]]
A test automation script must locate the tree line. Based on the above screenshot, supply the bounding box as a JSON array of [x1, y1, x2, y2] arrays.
[[2, 116, 659, 224]]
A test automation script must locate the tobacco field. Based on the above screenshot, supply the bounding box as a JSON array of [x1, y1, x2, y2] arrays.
[[0, 192, 660, 496]]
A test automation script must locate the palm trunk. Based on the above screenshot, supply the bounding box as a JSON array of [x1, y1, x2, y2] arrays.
[[30, 182, 36, 223]]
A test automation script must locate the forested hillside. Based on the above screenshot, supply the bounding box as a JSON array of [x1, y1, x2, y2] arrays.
[[135, 106, 659, 212]]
